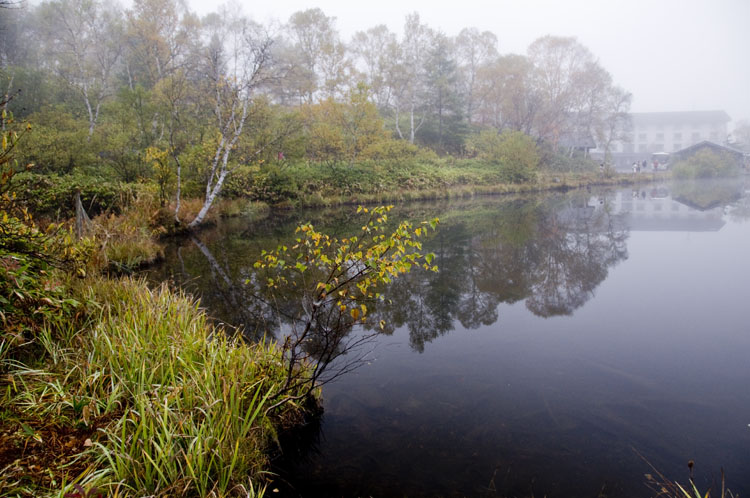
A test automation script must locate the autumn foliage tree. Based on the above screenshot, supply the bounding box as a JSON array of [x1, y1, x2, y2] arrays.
[[254, 205, 439, 403], [305, 83, 389, 166]]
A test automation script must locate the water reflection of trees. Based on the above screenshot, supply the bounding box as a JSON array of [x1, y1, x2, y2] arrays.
[[365, 195, 629, 351], [151, 193, 629, 353]]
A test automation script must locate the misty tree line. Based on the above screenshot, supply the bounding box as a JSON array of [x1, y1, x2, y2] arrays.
[[0, 0, 633, 223], [0, 0, 633, 147]]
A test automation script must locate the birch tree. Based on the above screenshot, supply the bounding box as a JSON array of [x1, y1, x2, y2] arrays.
[[124, 0, 193, 89], [153, 68, 195, 221], [285, 8, 350, 103], [474, 54, 538, 134], [392, 12, 433, 143], [455, 27, 498, 125], [527, 35, 594, 144], [37, 0, 122, 137], [188, 15, 273, 229], [350, 25, 398, 109], [597, 86, 632, 162], [567, 61, 615, 156]]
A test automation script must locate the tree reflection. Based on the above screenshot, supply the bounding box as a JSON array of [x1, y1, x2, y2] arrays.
[[525, 196, 627, 316], [151, 192, 630, 354], [362, 194, 629, 349]]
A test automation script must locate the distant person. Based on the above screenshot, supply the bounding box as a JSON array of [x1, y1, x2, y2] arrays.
[[642, 159, 647, 171], [600, 162, 605, 174], [653, 160, 658, 171], [632, 161, 638, 174]]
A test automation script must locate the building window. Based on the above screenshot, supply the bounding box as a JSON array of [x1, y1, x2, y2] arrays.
[[691, 132, 701, 142], [624, 144, 634, 153], [654, 144, 664, 152], [710, 131, 718, 140], [638, 133, 647, 141], [673, 143, 682, 151], [656, 132, 664, 140], [638, 144, 647, 152], [673, 132, 682, 140]]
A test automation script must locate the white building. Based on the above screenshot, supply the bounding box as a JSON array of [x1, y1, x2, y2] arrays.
[[601, 110, 731, 168]]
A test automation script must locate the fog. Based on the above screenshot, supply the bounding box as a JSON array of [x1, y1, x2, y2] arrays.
[[184, 0, 750, 127]]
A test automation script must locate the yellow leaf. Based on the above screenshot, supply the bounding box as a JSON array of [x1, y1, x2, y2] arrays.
[[350, 308, 360, 320]]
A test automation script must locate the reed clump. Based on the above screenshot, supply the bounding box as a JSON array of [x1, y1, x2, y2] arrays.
[[2, 276, 311, 497]]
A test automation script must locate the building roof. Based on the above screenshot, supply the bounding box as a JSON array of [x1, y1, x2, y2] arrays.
[[630, 110, 731, 126], [558, 129, 597, 149], [672, 140, 745, 160]]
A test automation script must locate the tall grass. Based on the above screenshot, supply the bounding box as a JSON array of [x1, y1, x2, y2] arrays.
[[3, 277, 310, 497]]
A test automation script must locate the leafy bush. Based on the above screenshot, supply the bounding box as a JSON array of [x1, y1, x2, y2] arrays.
[[221, 164, 259, 199], [359, 138, 438, 165], [304, 84, 390, 166], [246, 164, 299, 204], [0, 249, 83, 361], [469, 129, 540, 183], [539, 144, 598, 173], [14, 173, 139, 219], [672, 149, 741, 179], [0, 215, 91, 363], [15, 108, 95, 174]]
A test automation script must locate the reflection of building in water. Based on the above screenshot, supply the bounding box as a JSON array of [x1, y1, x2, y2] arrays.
[[602, 188, 726, 232]]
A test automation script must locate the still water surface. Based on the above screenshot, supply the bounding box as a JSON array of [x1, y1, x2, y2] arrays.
[[148, 179, 750, 497]]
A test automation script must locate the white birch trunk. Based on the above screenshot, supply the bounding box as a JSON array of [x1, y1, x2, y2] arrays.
[[188, 166, 229, 228], [188, 98, 249, 229], [409, 103, 415, 143], [1, 73, 13, 132], [394, 105, 403, 140], [173, 155, 182, 223]]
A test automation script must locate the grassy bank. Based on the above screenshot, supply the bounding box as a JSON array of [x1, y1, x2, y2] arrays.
[[1, 274, 312, 497], [214, 157, 664, 210], [17, 154, 666, 234]]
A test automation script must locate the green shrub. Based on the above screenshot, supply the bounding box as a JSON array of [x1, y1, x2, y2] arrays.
[[221, 164, 259, 199], [672, 149, 740, 179], [0, 250, 80, 356], [360, 138, 439, 165], [15, 173, 139, 219], [0, 218, 91, 364], [16, 108, 95, 174], [469, 129, 540, 183], [540, 144, 598, 173], [247, 164, 299, 204]]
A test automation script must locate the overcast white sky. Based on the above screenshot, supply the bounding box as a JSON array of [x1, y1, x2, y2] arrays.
[[184, 0, 750, 125]]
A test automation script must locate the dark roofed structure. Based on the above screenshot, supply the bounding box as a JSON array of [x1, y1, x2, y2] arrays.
[[558, 128, 597, 151], [671, 140, 745, 164]]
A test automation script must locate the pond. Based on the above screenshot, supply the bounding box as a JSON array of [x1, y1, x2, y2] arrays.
[[147, 178, 750, 497]]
